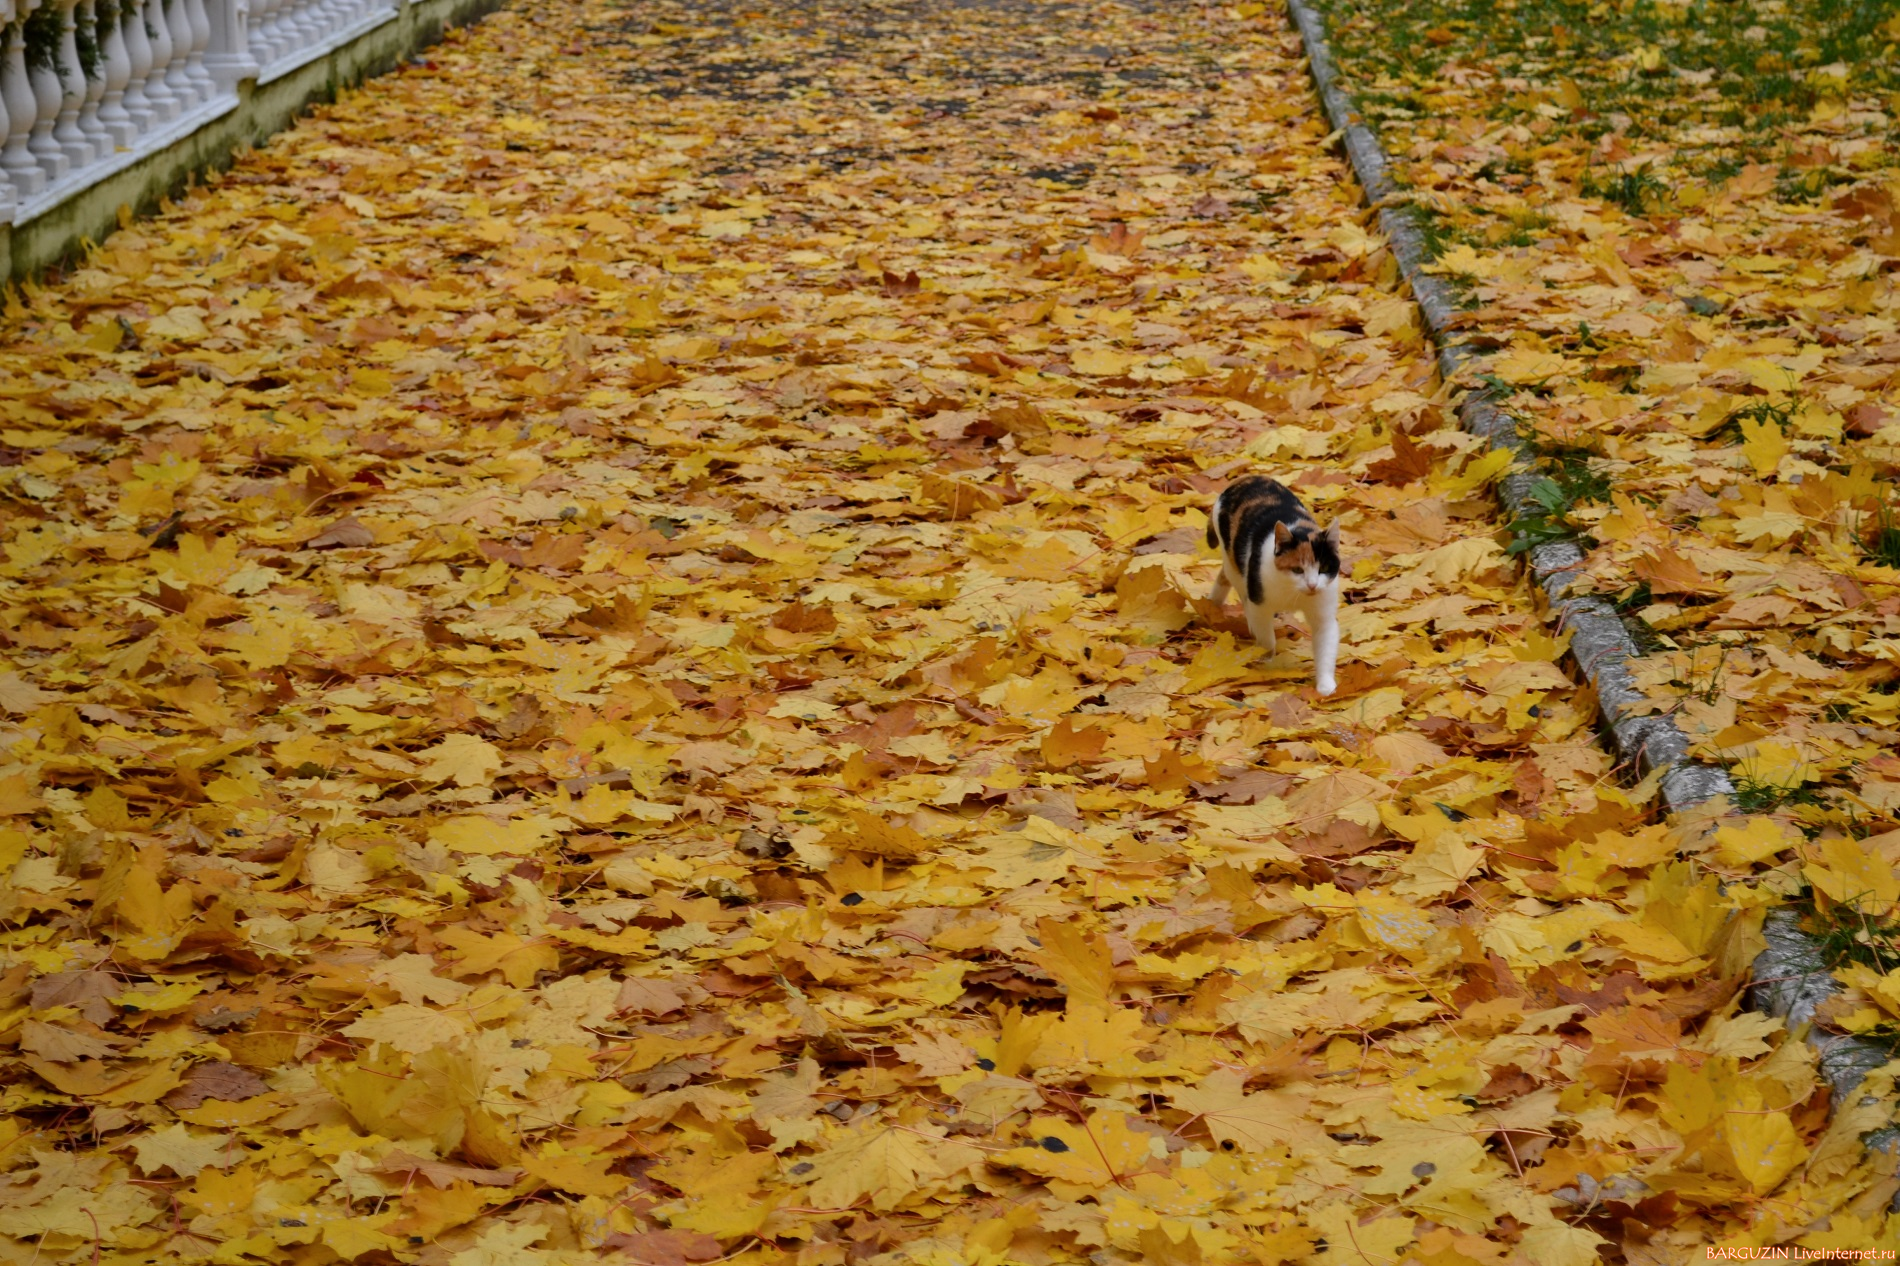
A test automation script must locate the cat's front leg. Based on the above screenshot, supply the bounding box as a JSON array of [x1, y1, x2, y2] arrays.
[[1245, 601, 1277, 655], [1311, 602, 1338, 697], [1207, 570, 1231, 607]]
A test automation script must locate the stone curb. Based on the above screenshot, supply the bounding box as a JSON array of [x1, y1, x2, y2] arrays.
[[1282, 0, 1900, 1134]]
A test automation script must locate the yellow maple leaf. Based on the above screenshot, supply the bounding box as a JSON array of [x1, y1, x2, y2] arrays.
[[1354, 892, 1435, 952], [1171, 1070, 1330, 1154], [1711, 817, 1797, 866], [414, 734, 503, 788], [1518, 1222, 1610, 1266], [1726, 1110, 1807, 1192], [1805, 835, 1900, 916], [798, 1122, 971, 1210], [436, 925, 562, 988], [996, 1111, 1156, 1189], [1737, 414, 1790, 477], [1071, 346, 1137, 376]]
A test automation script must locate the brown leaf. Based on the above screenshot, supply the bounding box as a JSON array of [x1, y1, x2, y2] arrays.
[[306, 515, 376, 549], [920, 469, 1006, 520], [375, 1149, 521, 1189], [599, 1231, 724, 1265], [1632, 547, 1722, 596], [771, 600, 838, 633], [19, 1018, 126, 1063], [163, 1060, 271, 1109], [615, 977, 691, 1016], [1365, 428, 1433, 485], [30, 970, 120, 1025]]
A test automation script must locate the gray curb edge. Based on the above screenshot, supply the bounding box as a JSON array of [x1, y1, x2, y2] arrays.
[[1283, 0, 1900, 1136]]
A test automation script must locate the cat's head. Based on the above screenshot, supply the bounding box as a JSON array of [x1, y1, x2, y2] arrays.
[[1272, 521, 1341, 595]]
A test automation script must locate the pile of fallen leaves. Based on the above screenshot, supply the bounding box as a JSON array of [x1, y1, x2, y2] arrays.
[[0, 0, 1894, 1261], [1319, 0, 1900, 1022]]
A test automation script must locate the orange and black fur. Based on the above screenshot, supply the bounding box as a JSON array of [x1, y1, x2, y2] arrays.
[[1206, 475, 1341, 695]]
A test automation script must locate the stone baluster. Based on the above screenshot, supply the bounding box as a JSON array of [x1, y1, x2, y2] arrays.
[[178, 0, 209, 103], [93, 0, 132, 145], [157, 0, 195, 108], [26, 6, 72, 180], [1, 14, 46, 194], [202, 0, 252, 95], [257, 0, 288, 67], [118, 0, 155, 129], [74, 0, 110, 158], [0, 3, 15, 214], [243, 0, 269, 66], [290, 0, 327, 56], [139, 0, 176, 119], [51, 0, 94, 166]]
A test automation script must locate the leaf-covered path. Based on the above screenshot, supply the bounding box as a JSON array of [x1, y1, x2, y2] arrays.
[[0, 1, 1883, 1262]]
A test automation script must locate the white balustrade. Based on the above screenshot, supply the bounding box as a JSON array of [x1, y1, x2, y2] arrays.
[[76, 0, 109, 153], [53, 0, 96, 166], [92, 0, 135, 146], [119, 0, 156, 129], [183, 0, 210, 101], [0, 0, 396, 226], [139, 0, 175, 121], [26, 10, 70, 182], [0, 11, 44, 197], [158, 0, 196, 109]]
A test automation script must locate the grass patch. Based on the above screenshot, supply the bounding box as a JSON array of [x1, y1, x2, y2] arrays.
[[1504, 450, 1610, 556], [1863, 501, 1900, 571], [1730, 775, 1826, 815], [1324, 0, 1900, 179], [1581, 163, 1670, 216], [1802, 892, 1900, 981]]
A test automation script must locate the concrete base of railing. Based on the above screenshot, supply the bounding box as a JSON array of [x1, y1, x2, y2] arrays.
[[0, 0, 504, 284]]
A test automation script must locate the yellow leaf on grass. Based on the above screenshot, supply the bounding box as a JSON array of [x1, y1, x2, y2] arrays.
[[1712, 817, 1798, 866], [1490, 345, 1580, 385], [1805, 835, 1900, 916], [1738, 415, 1790, 477]]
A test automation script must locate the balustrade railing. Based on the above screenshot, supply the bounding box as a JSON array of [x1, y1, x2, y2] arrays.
[[0, 0, 397, 224]]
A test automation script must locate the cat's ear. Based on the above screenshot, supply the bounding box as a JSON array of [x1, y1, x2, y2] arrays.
[[1323, 522, 1340, 547], [1272, 522, 1292, 549]]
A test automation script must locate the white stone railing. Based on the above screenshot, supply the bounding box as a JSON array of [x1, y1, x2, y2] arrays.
[[0, 0, 397, 227]]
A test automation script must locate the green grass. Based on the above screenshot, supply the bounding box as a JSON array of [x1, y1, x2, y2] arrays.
[[1864, 501, 1900, 570], [1580, 164, 1671, 216], [1325, 0, 1900, 179], [1504, 448, 1612, 556], [1730, 775, 1826, 815], [1714, 397, 1798, 442]]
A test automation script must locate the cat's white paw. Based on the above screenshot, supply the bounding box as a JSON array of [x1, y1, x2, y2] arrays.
[[1314, 677, 1336, 698]]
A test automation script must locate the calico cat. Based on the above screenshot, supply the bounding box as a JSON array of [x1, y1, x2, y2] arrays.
[[1205, 475, 1341, 697]]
